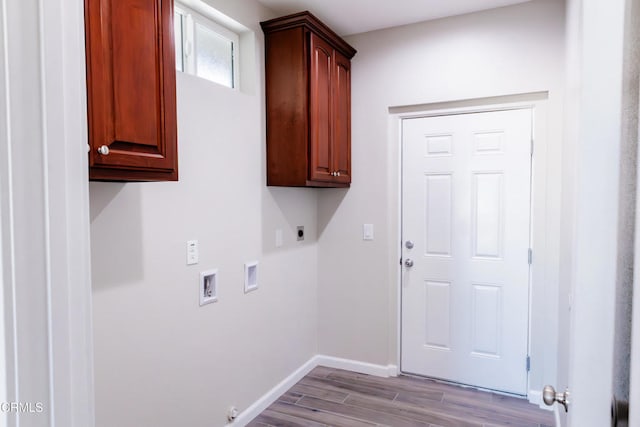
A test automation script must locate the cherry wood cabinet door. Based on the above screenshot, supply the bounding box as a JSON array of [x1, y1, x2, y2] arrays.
[[85, 0, 178, 181], [309, 33, 334, 183], [332, 50, 351, 184]]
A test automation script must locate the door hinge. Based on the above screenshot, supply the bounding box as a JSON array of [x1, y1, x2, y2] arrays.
[[526, 355, 531, 372], [528, 248, 533, 265], [530, 138, 534, 157]]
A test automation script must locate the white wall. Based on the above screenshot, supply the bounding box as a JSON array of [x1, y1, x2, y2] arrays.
[[318, 0, 566, 397], [562, 0, 632, 424], [89, 2, 320, 426], [1, 0, 94, 425], [556, 0, 580, 422]]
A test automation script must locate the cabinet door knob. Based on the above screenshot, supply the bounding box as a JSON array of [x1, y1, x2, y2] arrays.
[[97, 145, 110, 155], [337, 172, 341, 177]]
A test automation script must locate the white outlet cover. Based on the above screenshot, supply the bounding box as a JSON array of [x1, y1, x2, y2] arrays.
[[244, 261, 258, 293], [199, 269, 218, 306], [187, 239, 199, 265]]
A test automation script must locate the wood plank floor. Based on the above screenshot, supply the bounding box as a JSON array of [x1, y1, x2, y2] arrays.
[[247, 367, 555, 427]]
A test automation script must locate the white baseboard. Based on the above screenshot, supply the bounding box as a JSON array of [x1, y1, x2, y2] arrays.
[[528, 389, 542, 406], [229, 355, 398, 426], [554, 405, 562, 427], [229, 356, 318, 427], [529, 389, 554, 412], [315, 355, 399, 378]]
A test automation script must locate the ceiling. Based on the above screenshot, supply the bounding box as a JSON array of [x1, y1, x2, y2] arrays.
[[256, 0, 532, 36]]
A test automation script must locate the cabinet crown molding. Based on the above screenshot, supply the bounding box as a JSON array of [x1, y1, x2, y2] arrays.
[[260, 11, 357, 59]]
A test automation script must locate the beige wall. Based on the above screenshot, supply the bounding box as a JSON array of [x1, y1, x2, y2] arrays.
[[90, 0, 567, 425], [318, 0, 566, 397], [89, 2, 320, 426]]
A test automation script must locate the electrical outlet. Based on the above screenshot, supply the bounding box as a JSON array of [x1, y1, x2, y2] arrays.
[[187, 240, 199, 265], [227, 406, 238, 421]]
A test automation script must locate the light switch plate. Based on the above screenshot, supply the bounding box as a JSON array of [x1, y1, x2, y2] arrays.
[[275, 229, 283, 247], [363, 224, 374, 241]]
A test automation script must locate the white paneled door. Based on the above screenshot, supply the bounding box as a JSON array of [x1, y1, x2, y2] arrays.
[[401, 109, 533, 395]]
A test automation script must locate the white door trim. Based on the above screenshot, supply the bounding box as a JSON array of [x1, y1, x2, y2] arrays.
[[1, 0, 94, 425], [563, 0, 625, 424], [631, 164, 640, 426], [390, 92, 555, 404]]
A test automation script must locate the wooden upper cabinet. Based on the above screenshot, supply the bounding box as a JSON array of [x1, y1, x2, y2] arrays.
[[261, 12, 356, 187], [85, 0, 178, 181]]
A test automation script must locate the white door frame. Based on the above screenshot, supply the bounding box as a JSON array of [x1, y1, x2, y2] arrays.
[[391, 92, 557, 404], [632, 63, 640, 425], [0, 0, 94, 425], [632, 171, 640, 424], [559, 0, 629, 425]]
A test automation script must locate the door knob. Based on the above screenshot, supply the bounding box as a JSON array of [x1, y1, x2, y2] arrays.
[[404, 259, 414, 267], [97, 145, 110, 155], [405, 240, 414, 249], [542, 385, 570, 412]]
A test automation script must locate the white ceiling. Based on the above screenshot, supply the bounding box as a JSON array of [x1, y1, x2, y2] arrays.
[[257, 0, 532, 36]]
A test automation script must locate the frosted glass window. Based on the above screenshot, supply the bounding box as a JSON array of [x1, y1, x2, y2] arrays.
[[173, 2, 239, 89], [195, 22, 234, 88], [174, 12, 184, 72]]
